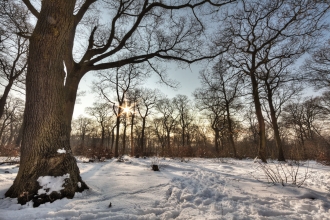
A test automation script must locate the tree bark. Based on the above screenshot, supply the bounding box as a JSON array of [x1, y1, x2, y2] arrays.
[[5, 0, 88, 206], [265, 83, 285, 161], [0, 80, 14, 120], [250, 74, 267, 163]]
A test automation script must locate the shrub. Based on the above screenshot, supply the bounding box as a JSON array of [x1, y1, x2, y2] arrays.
[[251, 158, 310, 187]]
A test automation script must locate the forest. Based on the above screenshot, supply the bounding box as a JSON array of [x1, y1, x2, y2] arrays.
[[1, 0, 330, 206], [2, 80, 330, 163]]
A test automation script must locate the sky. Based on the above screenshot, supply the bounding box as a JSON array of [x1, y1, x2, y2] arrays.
[[2, 0, 325, 119], [73, 62, 204, 118], [72, 57, 321, 119], [71, 1, 329, 119]]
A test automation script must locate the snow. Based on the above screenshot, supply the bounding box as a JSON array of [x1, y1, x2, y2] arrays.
[[0, 157, 329, 219], [57, 148, 66, 154], [63, 60, 67, 86], [37, 174, 70, 195]]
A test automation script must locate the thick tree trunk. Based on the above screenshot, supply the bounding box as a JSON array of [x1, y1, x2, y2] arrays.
[[5, 1, 88, 206], [250, 74, 267, 163], [265, 83, 285, 161]]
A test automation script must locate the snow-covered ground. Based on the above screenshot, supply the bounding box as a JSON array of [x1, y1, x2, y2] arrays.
[[0, 156, 330, 220]]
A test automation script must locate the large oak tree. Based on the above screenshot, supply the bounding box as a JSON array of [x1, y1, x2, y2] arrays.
[[5, 0, 234, 206]]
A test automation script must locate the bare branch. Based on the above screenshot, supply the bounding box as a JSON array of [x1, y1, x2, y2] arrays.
[[21, 0, 39, 18], [75, 0, 98, 25]]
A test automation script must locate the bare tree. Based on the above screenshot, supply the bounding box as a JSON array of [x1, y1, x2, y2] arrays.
[[319, 91, 330, 114], [243, 103, 259, 154], [0, 1, 30, 119], [216, 0, 329, 162], [0, 96, 24, 146], [72, 115, 92, 149], [153, 117, 167, 156], [126, 89, 139, 156], [173, 94, 193, 151], [194, 58, 243, 157], [86, 102, 112, 149], [283, 97, 327, 158], [136, 88, 159, 155], [194, 87, 225, 154], [155, 97, 177, 156], [303, 39, 330, 90], [95, 64, 146, 157], [259, 61, 303, 161]]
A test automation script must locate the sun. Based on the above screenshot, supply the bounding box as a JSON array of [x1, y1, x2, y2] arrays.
[[119, 102, 133, 115], [122, 106, 131, 114], [119, 100, 136, 116]]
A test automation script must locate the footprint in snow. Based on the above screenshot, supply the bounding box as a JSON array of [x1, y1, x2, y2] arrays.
[[220, 165, 234, 170]]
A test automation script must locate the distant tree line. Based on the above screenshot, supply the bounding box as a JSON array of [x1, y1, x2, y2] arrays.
[[67, 90, 330, 163]]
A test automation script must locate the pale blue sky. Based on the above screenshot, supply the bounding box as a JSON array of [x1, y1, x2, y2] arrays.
[[73, 62, 204, 118]]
